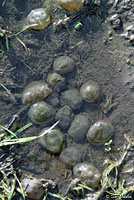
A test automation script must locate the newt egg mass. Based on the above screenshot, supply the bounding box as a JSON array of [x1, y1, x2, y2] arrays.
[[80, 80, 101, 103], [28, 101, 52, 124], [39, 128, 64, 154], [73, 162, 101, 188], [25, 8, 51, 30], [22, 81, 52, 105], [87, 121, 114, 145], [58, 0, 84, 12]]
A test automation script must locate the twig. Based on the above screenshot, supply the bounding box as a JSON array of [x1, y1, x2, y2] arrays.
[[0, 83, 17, 103], [15, 36, 30, 55]]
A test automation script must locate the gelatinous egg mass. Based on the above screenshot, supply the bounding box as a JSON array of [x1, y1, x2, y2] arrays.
[[25, 8, 51, 30], [73, 162, 101, 188], [59, 0, 84, 12], [28, 101, 52, 124], [39, 128, 64, 154], [22, 81, 52, 105], [21, 177, 45, 200], [80, 80, 101, 103], [87, 121, 114, 145]]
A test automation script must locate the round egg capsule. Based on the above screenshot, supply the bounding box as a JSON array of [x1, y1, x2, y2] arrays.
[[80, 80, 101, 103], [58, 0, 84, 12], [20, 177, 45, 200], [25, 8, 51, 30], [73, 162, 101, 188], [47, 72, 65, 92], [47, 73, 65, 87], [22, 81, 52, 105], [87, 121, 114, 145], [39, 128, 64, 154], [28, 101, 52, 124]]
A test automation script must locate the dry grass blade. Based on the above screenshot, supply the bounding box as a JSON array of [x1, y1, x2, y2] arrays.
[[77, 183, 94, 192], [8, 122, 33, 139], [2, 0, 6, 6], [14, 173, 25, 200], [0, 122, 32, 140], [11, 24, 38, 37], [0, 136, 38, 146], [15, 36, 30, 54], [0, 121, 59, 146], [0, 194, 5, 200], [8, 179, 16, 200], [47, 192, 66, 200], [5, 33, 9, 51], [0, 83, 16, 103], [38, 121, 59, 138], [93, 134, 134, 200], [0, 125, 18, 138]]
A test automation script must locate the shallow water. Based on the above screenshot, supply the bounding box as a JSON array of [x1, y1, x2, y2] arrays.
[[0, 0, 134, 199]]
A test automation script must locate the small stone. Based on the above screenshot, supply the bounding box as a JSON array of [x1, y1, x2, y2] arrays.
[[130, 34, 134, 45], [46, 94, 60, 107], [53, 56, 75, 75], [59, 146, 83, 167], [68, 113, 90, 142], [109, 14, 122, 30], [55, 105, 74, 130], [61, 89, 83, 110]]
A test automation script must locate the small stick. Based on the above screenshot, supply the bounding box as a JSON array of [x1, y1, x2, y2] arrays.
[[15, 36, 30, 55], [0, 83, 17, 103]]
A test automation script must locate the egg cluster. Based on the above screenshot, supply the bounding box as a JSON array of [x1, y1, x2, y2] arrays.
[[22, 55, 114, 190]]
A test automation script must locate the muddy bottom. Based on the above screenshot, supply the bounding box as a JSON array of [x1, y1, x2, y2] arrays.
[[0, 0, 134, 199]]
